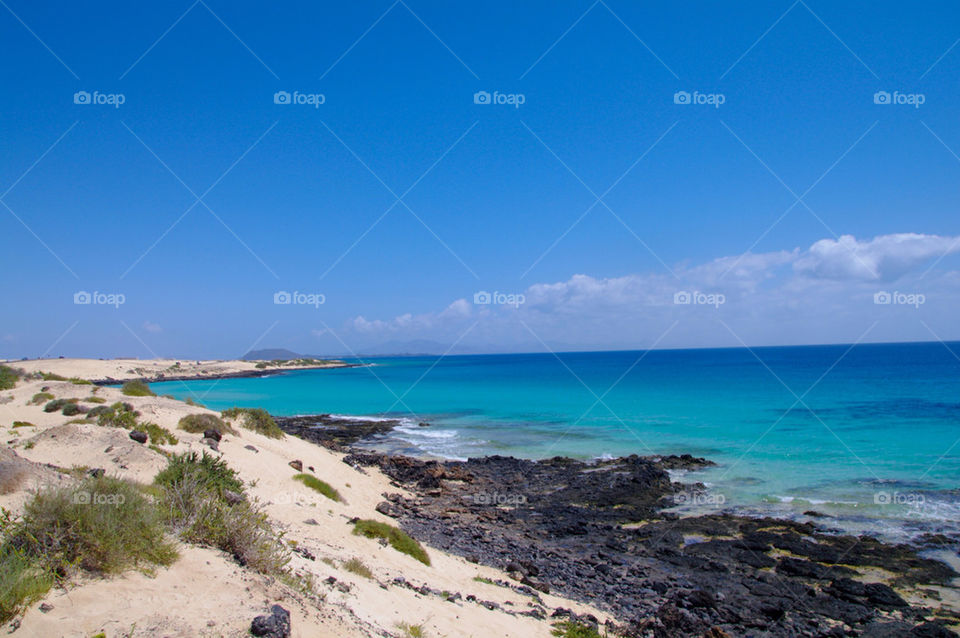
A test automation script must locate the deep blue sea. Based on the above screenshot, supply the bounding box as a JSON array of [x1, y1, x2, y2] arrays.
[[151, 342, 960, 541]]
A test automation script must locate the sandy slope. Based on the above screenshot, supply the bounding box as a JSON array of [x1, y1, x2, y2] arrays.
[[0, 362, 609, 637], [5, 358, 348, 383]]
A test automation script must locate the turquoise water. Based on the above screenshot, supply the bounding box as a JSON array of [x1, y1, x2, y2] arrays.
[[151, 342, 960, 540]]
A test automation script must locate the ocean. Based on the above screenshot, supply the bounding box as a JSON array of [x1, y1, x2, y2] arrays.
[[150, 342, 960, 542]]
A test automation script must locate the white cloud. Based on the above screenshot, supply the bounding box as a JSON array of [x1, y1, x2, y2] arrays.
[[143, 321, 162, 334], [342, 233, 960, 350]]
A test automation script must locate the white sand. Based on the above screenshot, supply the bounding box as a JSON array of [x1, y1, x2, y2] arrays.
[[0, 361, 610, 637]]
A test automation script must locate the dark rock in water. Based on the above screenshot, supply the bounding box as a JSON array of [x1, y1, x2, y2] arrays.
[[275, 414, 407, 450], [288, 460, 303, 471], [203, 428, 222, 442], [250, 604, 290, 638], [128, 430, 147, 444]]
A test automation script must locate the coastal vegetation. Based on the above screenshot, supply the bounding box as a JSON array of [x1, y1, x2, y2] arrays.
[[177, 413, 235, 436], [222, 407, 284, 439], [121, 380, 154, 397], [0, 367, 19, 391], [27, 393, 53, 406], [352, 519, 430, 566], [342, 557, 373, 579], [292, 473, 341, 502]]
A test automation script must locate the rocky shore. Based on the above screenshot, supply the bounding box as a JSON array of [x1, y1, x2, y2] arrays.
[[284, 416, 960, 637]]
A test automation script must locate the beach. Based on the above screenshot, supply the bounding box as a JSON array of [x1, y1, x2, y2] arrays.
[[0, 357, 957, 636]]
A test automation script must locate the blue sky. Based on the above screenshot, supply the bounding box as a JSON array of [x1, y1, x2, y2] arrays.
[[2, 0, 959, 357]]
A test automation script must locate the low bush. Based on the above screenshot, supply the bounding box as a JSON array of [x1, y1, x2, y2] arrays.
[[68, 378, 91, 385], [397, 623, 426, 638], [11, 422, 33, 429], [0, 547, 53, 623], [95, 403, 139, 429], [155, 453, 287, 576], [154, 452, 242, 497], [83, 397, 106, 404], [27, 393, 54, 406], [9, 476, 178, 575], [60, 403, 84, 417], [42, 399, 73, 413], [551, 621, 605, 638], [0, 463, 29, 495], [121, 380, 154, 397], [0, 367, 20, 391], [39, 372, 67, 382], [177, 413, 234, 436], [352, 519, 430, 566], [142, 423, 178, 446], [292, 474, 341, 502], [342, 557, 372, 579], [222, 407, 283, 439]]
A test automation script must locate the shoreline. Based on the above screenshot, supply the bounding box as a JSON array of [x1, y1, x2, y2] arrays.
[[276, 412, 960, 636], [91, 363, 361, 386]]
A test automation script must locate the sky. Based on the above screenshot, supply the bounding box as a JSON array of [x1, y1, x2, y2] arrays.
[[1, 0, 959, 358]]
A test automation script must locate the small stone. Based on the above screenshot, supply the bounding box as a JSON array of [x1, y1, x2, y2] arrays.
[[86, 468, 105, 478], [288, 460, 303, 471], [304, 518, 319, 526], [129, 430, 148, 444], [201, 437, 219, 452], [203, 428, 222, 442], [39, 603, 53, 613], [245, 445, 259, 453]]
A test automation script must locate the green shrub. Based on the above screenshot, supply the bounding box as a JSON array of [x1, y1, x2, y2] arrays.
[[0, 547, 53, 623], [184, 397, 206, 408], [293, 474, 341, 502], [397, 622, 426, 638], [43, 399, 72, 413], [83, 397, 106, 404], [121, 380, 154, 397], [68, 378, 91, 385], [39, 372, 67, 382], [95, 403, 138, 429], [551, 621, 605, 638], [155, 454, 287, 575], [11, 422, 33, 429], [7, 476, 178, 576], [154, 452, 242, 497], [142, 423, 178, 446], [342, 557, 372, 579], [61, 403, 84, 417], [28, 393, 54, 406], [352, 519, 430, 566], [0, 367, 20, 391], [222, 407, 283, 439], [177, 413, 234, 435]]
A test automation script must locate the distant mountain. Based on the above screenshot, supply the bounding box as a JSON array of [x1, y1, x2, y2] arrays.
[[242, 348, 302, 360]]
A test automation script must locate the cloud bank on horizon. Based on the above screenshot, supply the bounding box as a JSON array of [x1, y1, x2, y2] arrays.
[[342, 232, 960, 353]]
